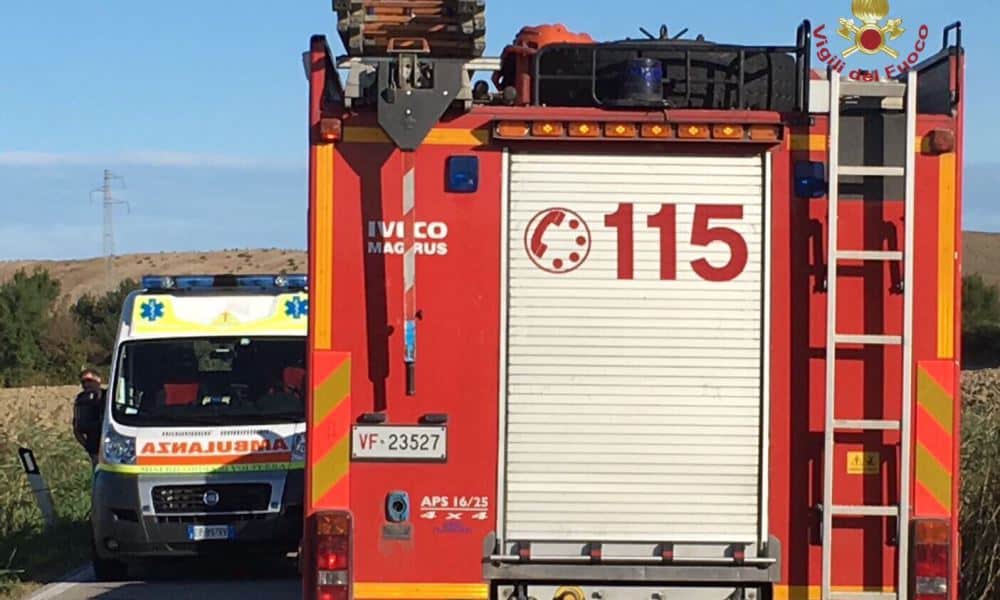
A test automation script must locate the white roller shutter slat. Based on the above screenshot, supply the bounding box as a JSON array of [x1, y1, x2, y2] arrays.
[[503, 151, 765, 544]]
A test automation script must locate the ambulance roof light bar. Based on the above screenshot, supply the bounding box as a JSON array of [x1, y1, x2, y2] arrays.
[[141, 274, 308, 292]]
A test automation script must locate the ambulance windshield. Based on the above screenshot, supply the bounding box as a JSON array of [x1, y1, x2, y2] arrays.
[[111, 336, 306, 427]]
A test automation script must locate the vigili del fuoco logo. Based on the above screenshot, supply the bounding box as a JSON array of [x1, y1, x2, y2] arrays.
[[814, 0, 930, 81]]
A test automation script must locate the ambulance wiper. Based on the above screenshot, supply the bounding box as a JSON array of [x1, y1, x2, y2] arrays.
[[148, 413, 228, 427], [256, 412, 305, 424]]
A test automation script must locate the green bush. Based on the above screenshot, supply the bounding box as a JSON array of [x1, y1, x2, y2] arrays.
[[962, 275, 1000, 367], [71, 278, 136, 373], [0, 269, 138, 386], [960, 398, 1000, 599], [0, 269, 64, 387]]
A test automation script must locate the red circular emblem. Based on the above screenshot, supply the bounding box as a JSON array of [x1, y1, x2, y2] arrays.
[[859, 28, 883, 52], [524, 208, 592, 274]]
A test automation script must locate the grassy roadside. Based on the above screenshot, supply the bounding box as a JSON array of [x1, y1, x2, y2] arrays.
[[0, 387, 92, 599], [959, 390, 1000, 600]]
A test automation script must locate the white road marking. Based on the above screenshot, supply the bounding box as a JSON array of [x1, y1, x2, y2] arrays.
[[26, 565, 93, 600]]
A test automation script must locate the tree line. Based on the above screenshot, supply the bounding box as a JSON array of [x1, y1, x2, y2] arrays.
[[1, 267, 1000, 387], [962, 274, 1000, 368], [0, 268, 135, 387]]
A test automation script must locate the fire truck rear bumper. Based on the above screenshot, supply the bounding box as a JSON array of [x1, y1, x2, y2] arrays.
[[482, 534, 782, 585]]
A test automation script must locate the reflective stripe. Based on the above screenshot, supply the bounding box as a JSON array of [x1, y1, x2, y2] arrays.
[[343, 127, 488, 146], [789, 133, 928, 153], [914, 361, 955, 517], [308, 352, 352, 510], [773, 585, 895, 600], [937, 152, 957, 359], [402, 152, 417, 365], [312, 144, 335, 351]]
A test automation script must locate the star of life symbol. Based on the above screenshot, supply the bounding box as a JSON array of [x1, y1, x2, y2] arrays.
[[838, 0, 905, 59], [140, 299, 165, 322]]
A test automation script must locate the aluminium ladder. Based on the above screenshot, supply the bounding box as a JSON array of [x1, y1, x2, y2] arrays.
[[821, 69, 918, 600]]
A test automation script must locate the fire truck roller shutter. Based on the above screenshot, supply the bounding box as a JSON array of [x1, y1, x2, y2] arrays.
[[503, 151, 767, 544]]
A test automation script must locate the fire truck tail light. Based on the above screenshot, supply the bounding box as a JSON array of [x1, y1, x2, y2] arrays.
[[915, 518, 950, 545], [319, 118, 342, 143], [913, 519, 950, 600], [496, 121, 529, 137], [317, 512, 350, 536], [317, 587, 349, 600], [312, 511, 352, 600], [316, 535, 348, 570]]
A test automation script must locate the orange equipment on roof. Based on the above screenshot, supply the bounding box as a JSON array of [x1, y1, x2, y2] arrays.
[[494, 23, 595, 105], [334, 0, 486, 58]]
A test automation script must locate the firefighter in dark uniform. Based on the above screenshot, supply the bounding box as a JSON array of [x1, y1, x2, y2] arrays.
[[73, 368, 106, 468]]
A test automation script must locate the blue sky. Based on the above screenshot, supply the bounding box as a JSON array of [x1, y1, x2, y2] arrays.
[[0, 0, 995, 260]]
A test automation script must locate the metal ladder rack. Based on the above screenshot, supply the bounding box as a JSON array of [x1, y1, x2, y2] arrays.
[[821, 69, 918, 600]]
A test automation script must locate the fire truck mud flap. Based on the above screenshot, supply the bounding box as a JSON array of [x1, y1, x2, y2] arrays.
[[481, 533, 781, 585]]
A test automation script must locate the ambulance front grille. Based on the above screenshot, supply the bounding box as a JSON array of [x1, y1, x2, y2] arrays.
[[152, 484, 271, 514]]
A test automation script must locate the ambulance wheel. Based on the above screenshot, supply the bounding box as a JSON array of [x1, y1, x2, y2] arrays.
[[92, 556, 128, 581], [91, 539, 128, 581]]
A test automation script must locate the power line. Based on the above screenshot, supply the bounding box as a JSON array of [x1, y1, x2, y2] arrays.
[[90, 170, 129, 292]]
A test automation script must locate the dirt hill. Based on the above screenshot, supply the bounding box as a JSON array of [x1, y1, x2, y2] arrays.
[[0, 230, 996, 302], [0, 249, 307, 302], [963, 231, 1000, 289]]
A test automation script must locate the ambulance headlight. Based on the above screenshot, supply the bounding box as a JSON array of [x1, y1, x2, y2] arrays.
[[102, 429, 136, 465], [290, 433, 307, 462]]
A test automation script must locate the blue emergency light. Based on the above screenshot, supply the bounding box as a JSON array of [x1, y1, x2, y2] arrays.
[[795, 161, 827, 199], [446, 155, 479, 193], [141, 274, 308, 292]]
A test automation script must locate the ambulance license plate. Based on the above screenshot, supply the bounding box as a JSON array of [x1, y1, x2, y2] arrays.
[[351, 425, 447, 462], [187, 525, 234, 541]]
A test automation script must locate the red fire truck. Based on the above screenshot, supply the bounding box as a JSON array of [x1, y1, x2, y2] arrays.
[[302, 3, 966, 599]]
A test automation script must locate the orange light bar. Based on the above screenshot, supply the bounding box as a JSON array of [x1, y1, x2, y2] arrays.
[[496, 121, 530, 138], [640, 123, 672, 139], [749, 124, 781, 141], [318, 118, 343, 142], [605, 123, 639, 138], [712, 124, 745, 140], [532, 122, 564, 137], [568, 122, 601, 138], [678, 124, 710, 139]]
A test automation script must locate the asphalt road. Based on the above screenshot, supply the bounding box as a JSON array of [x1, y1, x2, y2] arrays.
[[27, 558, 300, 600]]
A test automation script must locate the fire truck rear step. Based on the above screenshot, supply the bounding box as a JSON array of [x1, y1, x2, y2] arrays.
[[821, 69, 918, 600], [827, 592, 898, 600]]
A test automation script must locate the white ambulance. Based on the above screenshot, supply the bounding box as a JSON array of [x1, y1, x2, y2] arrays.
[[90, 274, 309, 580]]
